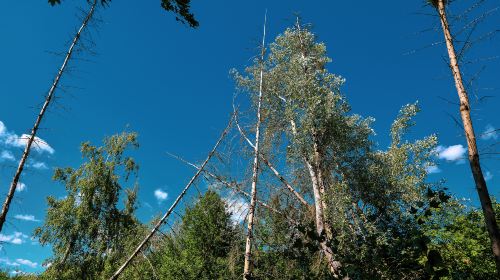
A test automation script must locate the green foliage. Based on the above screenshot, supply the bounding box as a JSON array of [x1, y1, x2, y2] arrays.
[[35, 132, 143, 280], [423, 200, 498, 279], [233, 22, 448, 279], [156, 190, 243, 279]]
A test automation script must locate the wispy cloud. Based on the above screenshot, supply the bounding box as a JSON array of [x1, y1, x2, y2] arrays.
[[481, 124, 498, 141], [6, 134, 54, 154], [436, 145, 467, 162], [15, 259, 37, 268], [14, 214, 40, 222], [485, 171, 493, 182], [154, 189, 168, 203], [425, 165, 442, 174], [225, 197, 249, 224], [0, 121, 54, 154], [0, 257, 38, 269], [0, 121, 6, 136], [0, 150, 14, 161], [16, 182, 26, 192], [0, 258, 20, 267], [0, 232, 29, 245], [31, 161, 48, 170]]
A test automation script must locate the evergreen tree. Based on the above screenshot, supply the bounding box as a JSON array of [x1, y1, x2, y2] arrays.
[[157, 190, 243, 279]]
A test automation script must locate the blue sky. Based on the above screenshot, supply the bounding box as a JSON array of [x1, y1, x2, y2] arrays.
[[0, 0, 499, 274]]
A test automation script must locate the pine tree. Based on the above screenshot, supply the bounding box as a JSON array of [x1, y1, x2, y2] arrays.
[[157, 191, 243, 280]]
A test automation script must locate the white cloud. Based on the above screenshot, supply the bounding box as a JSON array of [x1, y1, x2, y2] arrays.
[[425, 165, 442, 174], [15, 259, 37, 268], [154, 189, 168, 202], [0, 150, 14, 161], [485, 171, 493, 182], [16, 182, 26, 192], [31, 161, 48, 170], [14, 214, 40, 222], [0, 121, 6, 136], [0, 121, 54, 154], [0, 258, 19, 267], [0, 232, 29, 245], [225, 197, 249, 224], [6, 134, 54, 154], [481, 124, 498, 141], [436, 145, 467, 162]]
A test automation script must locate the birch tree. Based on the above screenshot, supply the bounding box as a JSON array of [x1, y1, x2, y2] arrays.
[[242, 13, 267, 280], [35, 132, 142, 280], [233, 22, 448, 279], [427, 0, 500, 275]]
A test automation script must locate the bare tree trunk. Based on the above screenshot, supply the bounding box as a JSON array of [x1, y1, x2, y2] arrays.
[[436, 0, 500, 275], [234, 115, 309, 207], [109, 116, 233, 280], [0, 0, 98, 233], [243, 13, 266, 280]]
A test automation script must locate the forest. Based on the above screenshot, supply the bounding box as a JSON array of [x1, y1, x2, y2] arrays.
[[0, 0, 500, 279]]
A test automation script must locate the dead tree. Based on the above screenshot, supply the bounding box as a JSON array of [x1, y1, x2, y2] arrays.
[[432, 0, 500, 275], [109, 115, 234, 280], [243, 12, 267, 280], [0, 0, 98, 233]]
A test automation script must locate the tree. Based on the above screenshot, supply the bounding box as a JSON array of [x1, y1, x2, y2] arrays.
[[156, 190, 243, 280], [426, 0, 500, 275], [233, 22, 448, 279], [0, 0, 199, 234], [242, 12, 267, 280], [0, 0, 98, 234], [423, 199, 499, 279], [35, 132, 142, 280]]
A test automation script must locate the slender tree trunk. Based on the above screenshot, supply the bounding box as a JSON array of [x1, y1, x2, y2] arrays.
[[436, 0, 500, 275], [234, 116, 309, 206], [243, 13, 266, 280], [109, 116, 233, 280], [0, 0, 98, 233]]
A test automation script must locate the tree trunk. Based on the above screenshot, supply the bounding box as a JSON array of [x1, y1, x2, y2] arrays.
[[436, 0, 500, 275], [243, 13, 266, 280], [0, 0, 98, 233]]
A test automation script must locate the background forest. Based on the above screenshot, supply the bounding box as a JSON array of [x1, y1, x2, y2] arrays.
[[0, 0, 499, 279]]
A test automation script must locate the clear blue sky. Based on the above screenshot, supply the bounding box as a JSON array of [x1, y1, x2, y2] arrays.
[[0, 0, 499, 274]]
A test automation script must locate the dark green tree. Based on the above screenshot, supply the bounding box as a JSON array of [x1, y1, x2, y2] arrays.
[[157, 190, 243, 280]]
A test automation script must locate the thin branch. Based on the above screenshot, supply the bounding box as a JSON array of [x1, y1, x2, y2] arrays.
[[109, 114, 234, 280]]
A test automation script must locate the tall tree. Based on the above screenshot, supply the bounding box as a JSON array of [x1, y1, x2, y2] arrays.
[[233, 23, 449, 279], [34, 132, 141, 280], [0, 0, 98, 233], [243, 13, 267, 280], [427, 0, 500, 274]]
